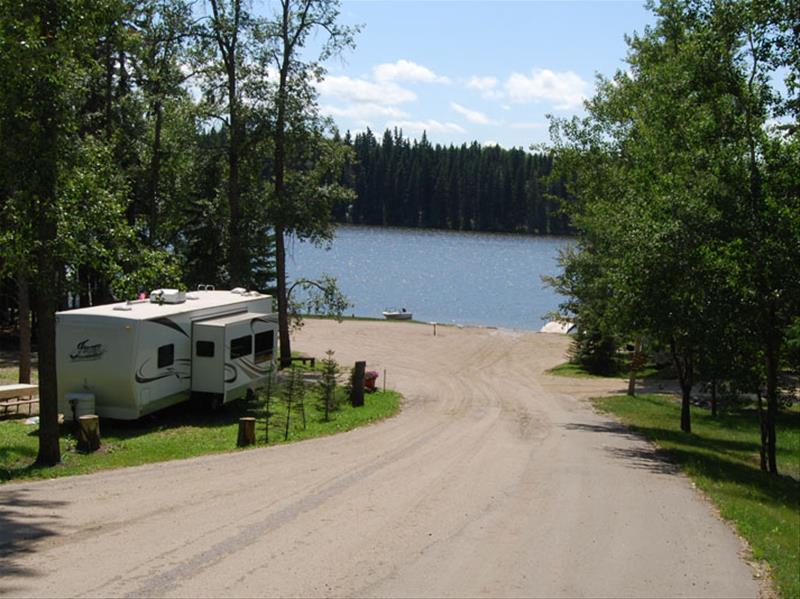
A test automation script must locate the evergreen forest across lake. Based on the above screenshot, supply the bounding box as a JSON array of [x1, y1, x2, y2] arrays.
[[334, 129, 569, 235]]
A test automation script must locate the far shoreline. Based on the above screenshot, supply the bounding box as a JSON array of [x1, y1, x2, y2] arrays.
[[302, 313, 558, 335], [328, 222, 577, 242]]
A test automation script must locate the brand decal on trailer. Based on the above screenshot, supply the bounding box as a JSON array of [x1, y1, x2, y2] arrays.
[[70, 339, 106, 361]]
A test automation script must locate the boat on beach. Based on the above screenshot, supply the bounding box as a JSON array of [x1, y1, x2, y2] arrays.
[[382, 308, 412, 320]]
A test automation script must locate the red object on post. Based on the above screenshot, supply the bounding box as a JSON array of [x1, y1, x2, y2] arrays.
[[364, 370, 379, 392]]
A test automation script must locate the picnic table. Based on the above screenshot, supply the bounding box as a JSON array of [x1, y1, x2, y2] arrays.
[[0, 383, 39, 416]]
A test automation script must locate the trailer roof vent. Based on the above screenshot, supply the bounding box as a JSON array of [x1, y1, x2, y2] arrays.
[[230, 287, 246, 295], [150, 289, 186, 304]]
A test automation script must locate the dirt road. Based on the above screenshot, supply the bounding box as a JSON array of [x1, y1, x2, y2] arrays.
[[1, 320, 758, 597]]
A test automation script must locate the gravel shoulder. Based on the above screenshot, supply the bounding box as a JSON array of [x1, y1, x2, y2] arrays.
[[0, 320, 758, 597]]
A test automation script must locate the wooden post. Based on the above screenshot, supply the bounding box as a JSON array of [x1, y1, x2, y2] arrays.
[[351, 361, 365, 407], [237, 417, 256, 447], [627, 338, 642, 397], [77, 415, 100, 452]]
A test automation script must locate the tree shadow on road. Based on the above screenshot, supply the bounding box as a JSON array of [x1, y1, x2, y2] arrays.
[[563, 418, 800, 510], [563, 421, 680, 475], [0, 488, 66, 590], [602, 445, 681, 475]]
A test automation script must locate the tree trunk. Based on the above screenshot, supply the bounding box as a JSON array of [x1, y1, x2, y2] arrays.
[[17, 274, 32, 385], [227, 78, 243, 285], [670, 337, 692, 433], [274, 16, 291, 367], [756, 391, 767, 471], [78, 265, 89, 307], [276, 226, 291, 368], [148, 98, 163, 246], [237, 417, 256, 447], [710, 379, 717, 417], [104, 26, 114, 138], [210, 0, 244, 287], [350, 361, 365, 407], [35, 211, 61, 466], [34, 0, 62, 467], [76, 415, 101, 452], [627, 337, 641, 397], [679, 382, 692, 434], [283, 391, 292, 441], [764, 330, 779, 475]]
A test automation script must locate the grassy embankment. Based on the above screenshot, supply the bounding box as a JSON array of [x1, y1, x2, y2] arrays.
[[547, 359, 669, 380], [1, 373, 400, 483], [595, 393, 799, 599]]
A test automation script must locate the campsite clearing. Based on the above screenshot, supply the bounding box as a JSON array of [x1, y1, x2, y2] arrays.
[[1, 320, 764, 598]]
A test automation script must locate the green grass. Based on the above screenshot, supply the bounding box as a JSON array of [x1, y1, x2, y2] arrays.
[[0, 387, 400, 483], [594, 394, 800, 598], [547, 360, 671, 380], [546, 361, 610, 379], [0, 365, 37, 385]]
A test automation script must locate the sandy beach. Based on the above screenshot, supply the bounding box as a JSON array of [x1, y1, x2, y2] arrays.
[[1, 319, 758, 597]]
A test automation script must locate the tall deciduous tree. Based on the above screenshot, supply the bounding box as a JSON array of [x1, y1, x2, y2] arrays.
[[203, 0, 251, 286], [257, 0, 357, 367], [547, 0, 798, 462], [0, 0, 104, 465], [1, 0, 184, 465]]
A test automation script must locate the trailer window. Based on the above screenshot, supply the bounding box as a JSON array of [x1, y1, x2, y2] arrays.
[[196, 340, 214, 358], [157, 344, 174, 368], [254, 331, 274, 363], [230, 335, 252, 359]]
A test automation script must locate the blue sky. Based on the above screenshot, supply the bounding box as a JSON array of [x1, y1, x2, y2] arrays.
[[311, 1, 656, 149]]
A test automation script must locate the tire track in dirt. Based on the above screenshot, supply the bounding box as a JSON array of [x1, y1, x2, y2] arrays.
[[2, 320, 759, 598]]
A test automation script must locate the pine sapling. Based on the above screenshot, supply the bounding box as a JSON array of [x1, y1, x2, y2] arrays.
[[282, 366, 307, 440], [263, 364, 275, 444], [317, 349, 340, 422]]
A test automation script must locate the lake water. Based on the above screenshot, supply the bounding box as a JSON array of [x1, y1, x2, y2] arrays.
[[287, 225, 572, 331]]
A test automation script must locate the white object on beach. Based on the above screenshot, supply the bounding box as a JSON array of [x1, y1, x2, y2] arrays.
[[540, 320, 575, 334], [383, 308, 412, 320]]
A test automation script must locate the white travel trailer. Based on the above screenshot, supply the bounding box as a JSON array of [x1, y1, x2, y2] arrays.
[[56, 288, 278, 420]]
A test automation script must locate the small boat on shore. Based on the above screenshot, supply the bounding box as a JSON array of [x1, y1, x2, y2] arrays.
[[383, 308, 412, 320]]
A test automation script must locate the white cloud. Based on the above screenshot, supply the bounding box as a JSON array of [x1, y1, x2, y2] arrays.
[[467, 75, 503, 99], [505, 68, 588, 110], [510, 121, 546, 130], [317, 75, 416, 105], [450, 102, 492, 125], [386, 119, 466, 135], [320, 103, 410, 120], [467, 76, 497, 92], [373, 59, 450, 84]]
